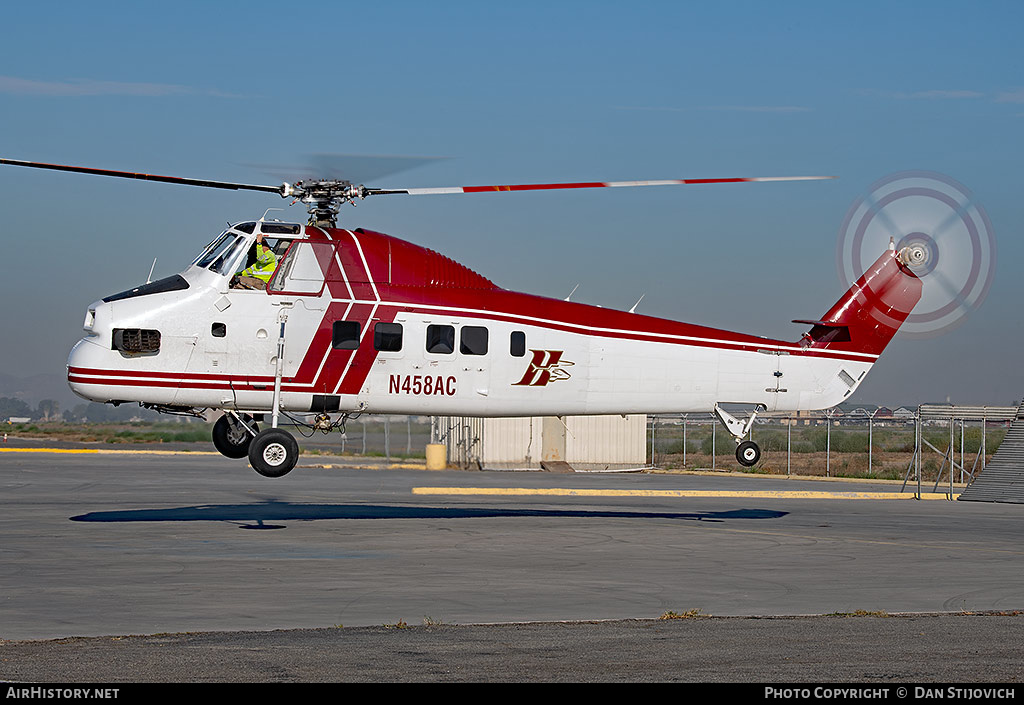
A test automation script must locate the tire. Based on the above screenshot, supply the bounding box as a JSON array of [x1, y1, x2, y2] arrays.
[[736, 440, 761, 467], [248, 428, 299, 478], [212, 415, 258, 459]]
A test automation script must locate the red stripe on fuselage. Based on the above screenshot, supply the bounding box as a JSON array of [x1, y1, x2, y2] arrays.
[[336, 305, 397, 394], [68, 366, 275, 381]]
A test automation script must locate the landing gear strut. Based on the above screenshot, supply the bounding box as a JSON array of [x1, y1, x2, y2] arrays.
[[245, 307, 299, 478], [211, 309, 301, 478], [212, 413, 259, 459], [714, 404, 765, 467]]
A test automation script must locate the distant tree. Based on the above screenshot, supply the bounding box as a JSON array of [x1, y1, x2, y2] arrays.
[[0, 397, 33, 420], [35, 399, 60, 422], [83, 403, 118, 422], [81, 402, 163, 423]]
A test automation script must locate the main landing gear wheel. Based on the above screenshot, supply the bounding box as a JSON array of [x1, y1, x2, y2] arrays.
[[736, 440, 761, 467], [212, 415, 258, 459], [248, 428, 299, 478]]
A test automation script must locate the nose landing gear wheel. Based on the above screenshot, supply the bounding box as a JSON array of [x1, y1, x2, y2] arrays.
[[248, 428, 299, 478], [212, 415, 258, 459], [736, 440, 761, 467]]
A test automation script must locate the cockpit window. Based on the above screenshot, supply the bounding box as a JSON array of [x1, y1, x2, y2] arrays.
[[192, 235, 221, 266], [191, 223, 258, 270], [194, 233, 237, 269], [209, 235, 247, 274]]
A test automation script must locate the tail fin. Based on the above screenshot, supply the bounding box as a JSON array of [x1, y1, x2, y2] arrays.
[[794, 245, 922, 356]]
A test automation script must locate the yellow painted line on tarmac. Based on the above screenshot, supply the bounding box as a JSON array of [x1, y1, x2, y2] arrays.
[[0, 448, 100, 454], [412, 487, 959, 500], [0, 447, 219, 456], [1, 448, 420, 462]]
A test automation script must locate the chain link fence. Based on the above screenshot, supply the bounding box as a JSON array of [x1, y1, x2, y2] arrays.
[[285, 409, 1010, 482], [648, 412, 1008, 483], [289, 416, 432, 461]]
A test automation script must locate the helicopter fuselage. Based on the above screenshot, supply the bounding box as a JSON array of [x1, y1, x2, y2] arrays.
[[66, 221, 918, 419]]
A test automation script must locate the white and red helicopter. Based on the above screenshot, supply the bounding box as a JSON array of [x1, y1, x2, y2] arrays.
[[1, 157, 925, 477]]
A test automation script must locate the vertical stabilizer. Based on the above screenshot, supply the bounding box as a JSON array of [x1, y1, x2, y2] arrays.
[[794, 247, 922, 356]]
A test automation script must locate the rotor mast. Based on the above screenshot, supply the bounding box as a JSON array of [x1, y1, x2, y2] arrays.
[[282, 180, 369, 228]]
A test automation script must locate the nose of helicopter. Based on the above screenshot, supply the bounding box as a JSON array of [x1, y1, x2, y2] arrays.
[[66, 302, 116, 402], [66, 335, 114, 402], [65, 297, 180, 408]]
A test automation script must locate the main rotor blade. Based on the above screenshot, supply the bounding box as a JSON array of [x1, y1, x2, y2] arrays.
[[368, 175, 835, 196], [0, 158, 283, 194]]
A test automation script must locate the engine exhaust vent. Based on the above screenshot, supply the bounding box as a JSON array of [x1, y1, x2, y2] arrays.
[[112, 328, 161, 355]]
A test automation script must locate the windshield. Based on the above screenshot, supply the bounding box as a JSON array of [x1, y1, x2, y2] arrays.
[[194, 232, 236, 268], [209, 235, 247, 274], [190, 222, 262, 272]]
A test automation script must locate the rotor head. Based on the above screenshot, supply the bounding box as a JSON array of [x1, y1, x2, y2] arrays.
[[281, 179, 369, 227]]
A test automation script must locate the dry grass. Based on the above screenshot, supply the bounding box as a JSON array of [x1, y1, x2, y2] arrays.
[[659, 609, 706, 620]]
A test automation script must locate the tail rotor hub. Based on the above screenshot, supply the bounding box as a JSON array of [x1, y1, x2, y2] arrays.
[[897, 236, 935, 273]]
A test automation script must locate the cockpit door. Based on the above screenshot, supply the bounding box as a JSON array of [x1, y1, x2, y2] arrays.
[[267, 240, 340, 296]]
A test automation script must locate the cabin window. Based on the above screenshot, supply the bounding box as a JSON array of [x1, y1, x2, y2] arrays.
[[374, 322, 403, 352], [460, 326, 488, 355], [510, 331, 526, 357], [211, 322, 227, 338], [332, 321, 361, 350], [426, 325, 455, 354]]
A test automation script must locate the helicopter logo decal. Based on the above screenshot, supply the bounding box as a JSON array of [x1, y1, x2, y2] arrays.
[[512, 350, 575, 387]]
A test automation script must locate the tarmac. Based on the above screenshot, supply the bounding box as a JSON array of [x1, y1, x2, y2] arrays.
[[2, 439, 1022, 682]]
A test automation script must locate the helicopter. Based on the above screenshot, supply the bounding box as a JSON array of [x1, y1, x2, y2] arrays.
[[0, 157, 925, 478]]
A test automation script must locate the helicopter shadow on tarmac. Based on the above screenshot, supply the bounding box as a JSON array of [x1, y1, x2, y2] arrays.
[[69, 501, 787, 530]]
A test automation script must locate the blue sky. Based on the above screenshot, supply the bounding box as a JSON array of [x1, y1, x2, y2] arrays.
[[1, 1, 1022, 405]]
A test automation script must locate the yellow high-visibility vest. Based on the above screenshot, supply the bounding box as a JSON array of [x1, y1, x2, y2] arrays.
[[239, 243, 277, 282]]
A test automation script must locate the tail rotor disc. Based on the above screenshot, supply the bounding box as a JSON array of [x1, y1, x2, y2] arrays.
[[837, 171, 996, 338]]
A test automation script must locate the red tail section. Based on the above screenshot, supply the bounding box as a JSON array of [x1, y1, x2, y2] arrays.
[[795, 247, 922, 356]]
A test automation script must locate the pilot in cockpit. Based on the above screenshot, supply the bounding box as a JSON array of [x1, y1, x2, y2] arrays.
[[231, 232, 278, 290]]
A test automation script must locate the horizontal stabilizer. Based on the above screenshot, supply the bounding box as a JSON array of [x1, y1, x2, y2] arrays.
[[793, 320, 852, 344], [792, 319, 844, 328]]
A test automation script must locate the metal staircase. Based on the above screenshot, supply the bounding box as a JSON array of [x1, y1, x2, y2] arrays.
[[959, 401, 1024, 503]]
